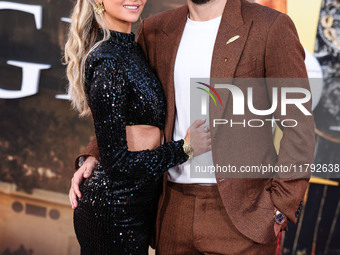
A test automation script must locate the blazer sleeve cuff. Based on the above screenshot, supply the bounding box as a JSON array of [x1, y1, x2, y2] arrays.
[[74, 136, 100, 170]]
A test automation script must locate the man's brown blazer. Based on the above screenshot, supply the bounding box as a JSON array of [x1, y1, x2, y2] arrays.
[[77, 0, 315, 245]]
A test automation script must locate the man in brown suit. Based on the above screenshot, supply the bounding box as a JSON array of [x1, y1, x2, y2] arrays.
[[70, 0, 315, 254]]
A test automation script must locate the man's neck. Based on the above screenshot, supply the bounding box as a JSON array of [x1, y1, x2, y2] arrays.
[[187, 0, 228, 21]]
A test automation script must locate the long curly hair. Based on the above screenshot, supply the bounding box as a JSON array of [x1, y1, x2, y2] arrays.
[[64, 0, 110, 117]]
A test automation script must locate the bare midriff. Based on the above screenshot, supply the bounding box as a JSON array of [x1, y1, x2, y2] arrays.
[[126, 125, 164, 151]]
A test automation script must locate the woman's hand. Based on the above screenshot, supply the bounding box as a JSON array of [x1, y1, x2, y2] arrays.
[[184, 119, 212, 157], [69, 156, 98, 209]]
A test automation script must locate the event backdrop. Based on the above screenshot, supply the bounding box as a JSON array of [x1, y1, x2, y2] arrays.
[[0, 0, 339, 255]]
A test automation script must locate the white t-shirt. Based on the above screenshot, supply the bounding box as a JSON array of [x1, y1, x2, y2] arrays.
[[168, 15, 222, 184]]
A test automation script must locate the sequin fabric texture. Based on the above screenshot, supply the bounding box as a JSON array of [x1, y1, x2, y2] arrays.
[[73, 30, 189, 255]]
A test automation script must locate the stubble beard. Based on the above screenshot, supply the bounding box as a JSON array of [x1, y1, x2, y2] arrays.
[[190, 0, 211, 5]]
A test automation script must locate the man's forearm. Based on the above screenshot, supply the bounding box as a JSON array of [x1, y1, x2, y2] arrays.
[[264, 13, 315, 224]]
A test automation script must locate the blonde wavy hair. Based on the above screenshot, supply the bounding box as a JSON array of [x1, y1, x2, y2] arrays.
[[64, 0, 110, 117]]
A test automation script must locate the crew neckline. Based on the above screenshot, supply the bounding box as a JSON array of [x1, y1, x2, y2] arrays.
[[187, 15, 222, 26]]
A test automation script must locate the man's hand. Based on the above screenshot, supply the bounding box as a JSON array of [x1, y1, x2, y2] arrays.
[[273, 207, 287, 237], [69, 156, 98, 209], [274, 222, 281, 237]]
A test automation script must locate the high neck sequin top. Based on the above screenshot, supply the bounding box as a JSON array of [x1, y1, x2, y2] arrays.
[[74, 30, 189, 254], [84, 29, 189, 183]]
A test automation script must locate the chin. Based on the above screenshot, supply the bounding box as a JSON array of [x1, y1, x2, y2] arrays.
[[125, 16, 141, 23]]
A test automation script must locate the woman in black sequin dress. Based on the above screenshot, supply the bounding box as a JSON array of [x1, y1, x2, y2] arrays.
[[64, 0, 210, 254]]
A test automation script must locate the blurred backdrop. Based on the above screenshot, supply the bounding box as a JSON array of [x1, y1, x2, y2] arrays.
[[0, 0, 339, 254]]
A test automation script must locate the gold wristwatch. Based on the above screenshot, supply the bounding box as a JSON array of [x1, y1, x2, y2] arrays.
[[183, 139, 194, 160]]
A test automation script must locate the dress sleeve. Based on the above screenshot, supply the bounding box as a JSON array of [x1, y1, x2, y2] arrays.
[[85, 55, 188, 179]]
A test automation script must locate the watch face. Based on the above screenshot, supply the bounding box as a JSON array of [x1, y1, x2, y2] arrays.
[[275, 212, 286, 224]]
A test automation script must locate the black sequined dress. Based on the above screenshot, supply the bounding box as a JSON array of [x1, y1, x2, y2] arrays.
[[73, 30, 188, 255]]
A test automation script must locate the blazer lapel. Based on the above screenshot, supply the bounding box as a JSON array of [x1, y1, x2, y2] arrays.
[[157, 6, 188, 141], [209, 0, 253, 138]]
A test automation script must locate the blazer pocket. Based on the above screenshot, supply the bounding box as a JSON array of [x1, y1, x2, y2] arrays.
[[234, 58, 257, 77]]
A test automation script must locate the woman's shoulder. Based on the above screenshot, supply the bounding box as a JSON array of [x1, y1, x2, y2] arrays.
[[87, 42, 117, 63], [84, 43, 125, 85], [85, 42, 123, 71]]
